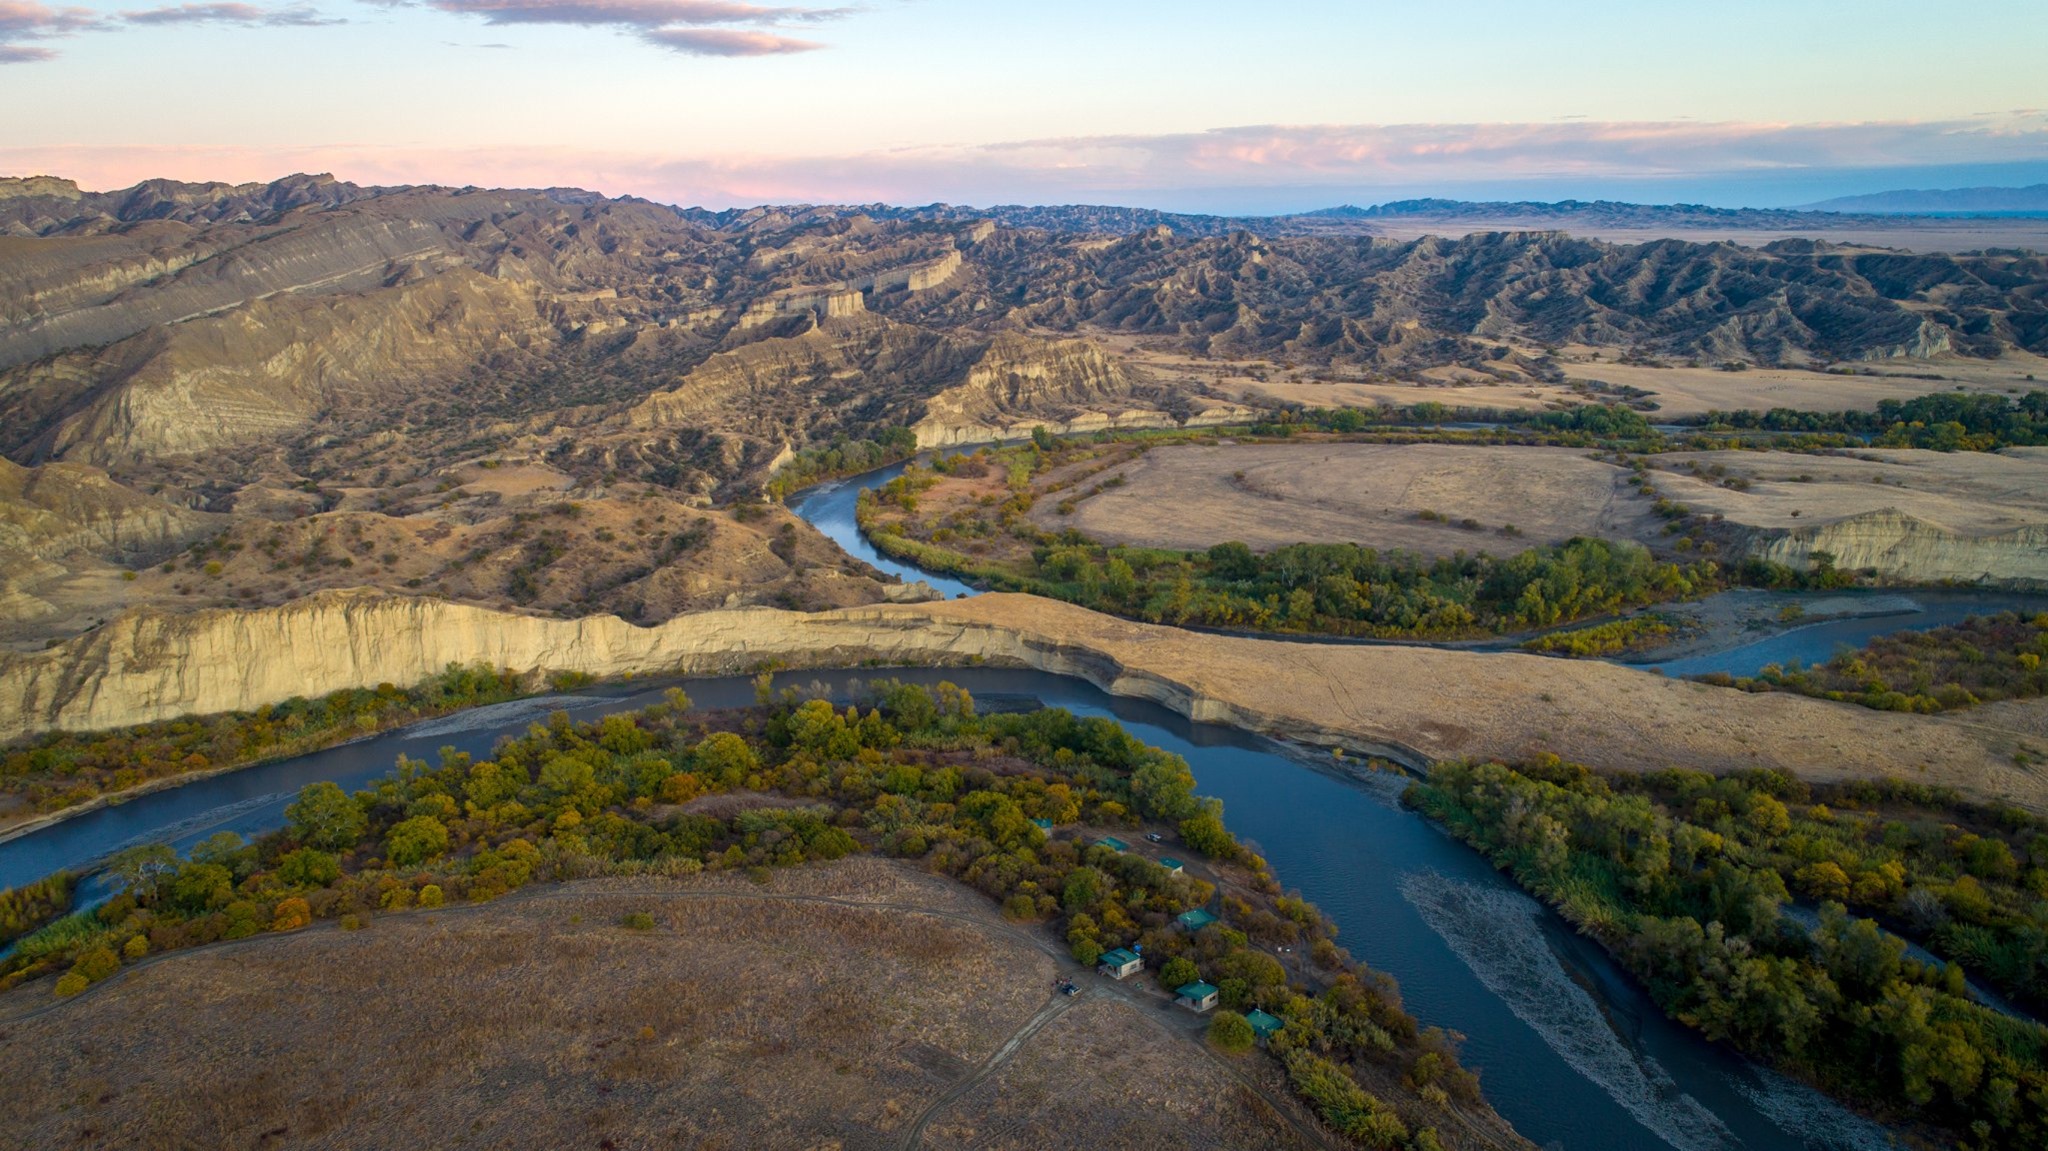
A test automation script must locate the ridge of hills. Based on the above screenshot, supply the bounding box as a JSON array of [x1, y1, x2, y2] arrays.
[[0, 174, 2044, 649], [1800, 184, 2048, 215], [17, 173, 2048, 242]]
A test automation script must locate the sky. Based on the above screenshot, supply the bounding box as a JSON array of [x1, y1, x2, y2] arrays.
[[4, 0, 2047, 212]]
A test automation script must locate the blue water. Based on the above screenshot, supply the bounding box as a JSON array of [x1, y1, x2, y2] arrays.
[[1643, 590, 2048, 679], [0, 667, 1897, 1150], [786, 460, 980, 599]]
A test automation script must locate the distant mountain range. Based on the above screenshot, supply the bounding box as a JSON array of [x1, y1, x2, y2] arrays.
[[5, 174, 2046, 246], [1798, 185, 2048, 215]]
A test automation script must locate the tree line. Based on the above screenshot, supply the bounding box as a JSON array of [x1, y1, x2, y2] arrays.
[[1704, 390, 2048, 451], [1703, 611, 2048, 714], [1, 663, 527, 820]]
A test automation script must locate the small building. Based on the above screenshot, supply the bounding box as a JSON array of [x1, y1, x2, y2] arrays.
[[1095, 836, 1129, 853], [1158, 857, 1185, 875], [1177, 908, 1218, 932], [1245, 1009, 1285, 1043], [1031, 818, 1053, 832], [1176, 981, 1220, 1013], [1098, 948, 1144, 980]]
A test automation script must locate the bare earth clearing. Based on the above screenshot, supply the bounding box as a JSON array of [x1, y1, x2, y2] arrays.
[[0, 860, 1327, 1151]]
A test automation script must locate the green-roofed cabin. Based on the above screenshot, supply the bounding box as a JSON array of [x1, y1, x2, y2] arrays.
[[1031, 818, 1053, 832], [1098, 948, 1144, 980], [1158, 857, 1184, 875], [1176, 908, 1218, 932], [1245, 1009, 1284, 1041], [1095, 836, 1129, 853], [1176, 981, 1220, 1013]]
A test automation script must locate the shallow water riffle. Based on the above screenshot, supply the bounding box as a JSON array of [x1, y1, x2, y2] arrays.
[[2, 665, 1895, 1150], [1641, 588, 2048, 679]]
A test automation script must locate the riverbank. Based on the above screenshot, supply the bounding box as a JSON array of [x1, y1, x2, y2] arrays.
[[4, 588, 2042, 812]]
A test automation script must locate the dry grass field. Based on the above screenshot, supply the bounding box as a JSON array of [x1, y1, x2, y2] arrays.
[[922, 995, 1319, 1151], [1041, 441, 2048, 559], [0, 860, 1326, 1151], [1041, 442, 1658, 555], [1225, 358, 2044, 421], [1647, 446, 2048, 533], [1102, 332, 2048, 421]]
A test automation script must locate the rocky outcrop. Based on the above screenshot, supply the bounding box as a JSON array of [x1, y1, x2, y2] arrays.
[[0, 458, 220, 563], [1746, 510, 2048, 586], [625, 315, 969, 433], [913, 333, 1174, 447], [3, 591, 2041, 812], [10, 267, 551, 465], [0, 212, 458, 371]]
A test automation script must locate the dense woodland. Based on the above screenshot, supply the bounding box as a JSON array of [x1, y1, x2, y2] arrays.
[[1, 681, 1485, 1151], [1704, 391, 2048, 451], [1411, 758, 2048, 1148], [0, 664, 528, 819], [0, 872, 72, 948], [1706, 612, 2048, 714], [1242, 391, 2048, 453]]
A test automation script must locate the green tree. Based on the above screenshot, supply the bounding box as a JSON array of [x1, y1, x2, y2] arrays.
[[286, 781, 366, 850], [1160, 956, 1201, 989], [386, 815, 450, 867], [276, 848, 341, 888], [692, 732, 760, 787], [1063, 867, 1104, 913], [1208, 1010, 1256, 1053], [107, 843, 180, 903], [1206, 541, 1259, 582], [1180, 812, 1237, 860]]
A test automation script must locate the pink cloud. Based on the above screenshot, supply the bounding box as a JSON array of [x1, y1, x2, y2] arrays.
[[122, 3, 341, 25], [642, 25, 819, 54], [0, 0, 98, 62], [427, 0, 847, 27]]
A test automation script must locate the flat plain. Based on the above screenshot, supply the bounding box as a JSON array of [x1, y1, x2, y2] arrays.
[[0, 860, 1327, 1151], [1043, 440, 2048, 557]]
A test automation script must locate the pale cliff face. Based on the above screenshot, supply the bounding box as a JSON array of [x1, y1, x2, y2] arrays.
[[3, 591, 2041, 812], [1750, 513, 2048, 585]]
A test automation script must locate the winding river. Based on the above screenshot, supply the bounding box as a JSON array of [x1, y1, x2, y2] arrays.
[[6, 459, 2036, 1148], [0, 668, 1902, 1151]]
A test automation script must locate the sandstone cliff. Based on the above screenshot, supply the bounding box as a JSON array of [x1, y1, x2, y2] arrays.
[[3, 591, 2040, 811], [1746, 510, 2048, 586]]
